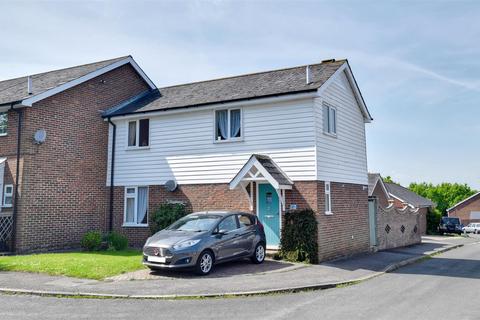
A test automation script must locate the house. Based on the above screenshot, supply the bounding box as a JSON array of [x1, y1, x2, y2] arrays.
[[0, 56, 156, 252], [1, 56, 373, 262], [447, 192, 480, 225], [368, 173, 434, 235]]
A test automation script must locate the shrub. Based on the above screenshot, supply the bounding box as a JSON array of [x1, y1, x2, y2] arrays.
[[149, 203, 188, 234], [105, 231, 128, 251], [81, 231, 102, 251], [427, 208, 442, 234], [279, 209, 318, 264]]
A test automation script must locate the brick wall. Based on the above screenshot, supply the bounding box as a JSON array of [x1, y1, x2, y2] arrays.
[[112, 181, 370, 262], [448, 194, 480, 225], [6, 64, 150, 253], [375, 204, 421, 250]]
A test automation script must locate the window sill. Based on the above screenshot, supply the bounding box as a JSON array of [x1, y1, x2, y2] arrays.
[[0, 133, 7, 137], [213, 138, 243, 144], [125, 146, 150, 151], [122, 223, 149, 228], [324, 211, 333, 216], [323, 132, 337, 138]]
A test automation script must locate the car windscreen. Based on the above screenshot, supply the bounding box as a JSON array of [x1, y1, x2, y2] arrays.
[[167, 215, 221, 232], [442, 217, 460, 224]]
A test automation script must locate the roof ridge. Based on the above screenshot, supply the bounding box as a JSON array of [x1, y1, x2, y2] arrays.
[[159, 59, 347, 90], [0, 56, 130, 83]]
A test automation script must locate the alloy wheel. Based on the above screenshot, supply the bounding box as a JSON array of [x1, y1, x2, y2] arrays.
[[200, 253, 212, 274], [256, 244, 265, 262]]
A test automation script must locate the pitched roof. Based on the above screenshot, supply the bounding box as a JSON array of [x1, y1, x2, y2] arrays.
[[105, 59, 371, 118], [0, 57, 128, 106], [447, 192, 480, 212], [368, 173, 389, 197], [253, 154, 293, 187], [385, 182, 435, 208]]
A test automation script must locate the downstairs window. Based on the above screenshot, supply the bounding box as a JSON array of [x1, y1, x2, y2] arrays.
[[124, 186, 148, 226]]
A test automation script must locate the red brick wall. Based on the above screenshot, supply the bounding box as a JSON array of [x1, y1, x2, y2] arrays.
[[112, 181, 370, 262], [6, 64, 150, 253], [448, 194, 480, 225]]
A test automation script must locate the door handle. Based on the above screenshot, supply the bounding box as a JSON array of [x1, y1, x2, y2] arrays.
[[265, 215, 275, 218]]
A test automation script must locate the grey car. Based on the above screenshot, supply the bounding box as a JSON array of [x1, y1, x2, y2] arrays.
[[142, 211, 267, 275]]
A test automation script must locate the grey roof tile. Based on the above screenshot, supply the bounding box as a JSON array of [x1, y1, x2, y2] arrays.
[[0, 56, 128, 105], [385, 182, 435, 208]]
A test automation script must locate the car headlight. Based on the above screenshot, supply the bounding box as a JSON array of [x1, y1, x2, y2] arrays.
[[173, 239, 201, 250]]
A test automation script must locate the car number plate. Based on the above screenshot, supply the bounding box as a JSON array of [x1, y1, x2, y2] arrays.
[[148, 256, 166, 263]]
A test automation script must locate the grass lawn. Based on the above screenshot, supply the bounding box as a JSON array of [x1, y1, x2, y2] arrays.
[[0, 250, 145, 280]]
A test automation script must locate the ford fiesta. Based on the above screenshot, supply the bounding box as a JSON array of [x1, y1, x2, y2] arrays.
[[142, 211, 266, 275]]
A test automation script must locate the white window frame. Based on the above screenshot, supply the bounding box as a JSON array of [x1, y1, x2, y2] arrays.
[[323, 102, 337, 137], [126, 119, 150, 149], [123, 186, 149, 227], [324, 181, 332, 215], [0, 112, 7, 137], [213, 108, 243, 143], [3, 184, 13, 208]]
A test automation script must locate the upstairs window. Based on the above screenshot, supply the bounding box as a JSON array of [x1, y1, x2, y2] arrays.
[[127, 119, 149, 148], [215, 108, 242, 142], [0, 112, 7, 136], [3, 184, 13, 208], [323, 102, 337, 135]]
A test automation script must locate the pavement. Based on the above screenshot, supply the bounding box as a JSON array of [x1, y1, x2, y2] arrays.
[[0, 235, 476, 299]]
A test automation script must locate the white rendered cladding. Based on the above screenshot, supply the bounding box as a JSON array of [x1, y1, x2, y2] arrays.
[[107, 66, 370, 187], [314, 69, 369, 185], [107, 98, 317, 186]]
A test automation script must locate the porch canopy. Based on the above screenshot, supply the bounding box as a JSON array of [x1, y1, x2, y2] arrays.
[[229, 154, 293, 211]]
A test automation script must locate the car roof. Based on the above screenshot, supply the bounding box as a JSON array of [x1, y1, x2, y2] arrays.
[[188, 211, 252, 217]]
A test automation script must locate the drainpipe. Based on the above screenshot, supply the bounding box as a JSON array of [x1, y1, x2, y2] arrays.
[[10, 104, 23, 253], [107, 118, 116, 232]]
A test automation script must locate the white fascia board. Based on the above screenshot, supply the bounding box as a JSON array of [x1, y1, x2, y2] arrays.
[[20, 56, 156, 107], [446, 191, 480, 212], [106, 91, 318, 122], [317, 61, 372, 123]]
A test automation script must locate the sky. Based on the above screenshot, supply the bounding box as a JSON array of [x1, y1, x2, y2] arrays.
[[0, 0, 479, 188]]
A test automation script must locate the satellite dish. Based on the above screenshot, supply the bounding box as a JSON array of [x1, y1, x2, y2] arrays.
[[165, 180, 178, 192], [34, 129, 47, 144]]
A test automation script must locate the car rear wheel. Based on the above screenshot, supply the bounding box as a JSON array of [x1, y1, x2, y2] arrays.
[[195, 250, 214, 275], [251, 243, 266, 264]]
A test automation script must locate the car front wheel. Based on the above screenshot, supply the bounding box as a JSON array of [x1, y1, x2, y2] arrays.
[[251, 243, 266, 264], [195, 250, 214, 275]]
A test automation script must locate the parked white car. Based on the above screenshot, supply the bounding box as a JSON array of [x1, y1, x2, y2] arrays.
[[462, 223, 480, 234]]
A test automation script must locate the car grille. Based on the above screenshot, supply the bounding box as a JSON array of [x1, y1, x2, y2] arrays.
[[144, 246, 172, 257]]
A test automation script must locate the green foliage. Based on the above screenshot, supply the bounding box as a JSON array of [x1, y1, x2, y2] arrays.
[[426, 208, 442, 234], [279, 209, 318, 264], [105, 231, 128, 251], [409, 182, 477, 214], [149, 203, 188, 234], [80, 231, 102, 251], [383, 176, 397, 184]]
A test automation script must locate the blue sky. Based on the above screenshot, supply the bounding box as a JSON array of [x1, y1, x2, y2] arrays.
[[1, 0, 479, 188]]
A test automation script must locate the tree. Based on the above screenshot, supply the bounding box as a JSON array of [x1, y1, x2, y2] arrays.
[[408, 182, 477, 215], [383, 176, 397, 184]]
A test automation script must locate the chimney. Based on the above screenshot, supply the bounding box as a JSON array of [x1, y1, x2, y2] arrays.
[[306, 65, 312, 85], [27, 76, 32, 95]]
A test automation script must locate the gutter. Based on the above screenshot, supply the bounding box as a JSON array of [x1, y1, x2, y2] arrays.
[[107, 118, 116, 232], [10, 104, 23, 253]]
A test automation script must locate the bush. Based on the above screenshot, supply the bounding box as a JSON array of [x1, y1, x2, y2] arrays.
[[105, 231, 128, 251], [149, 203, 188, 234], [427, 208, 442, 234], [279, 209, 318, 264], [81, 231, 102, 251]]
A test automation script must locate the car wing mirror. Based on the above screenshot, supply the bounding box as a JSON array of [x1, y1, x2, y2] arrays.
[[215, 229, 229, 236]]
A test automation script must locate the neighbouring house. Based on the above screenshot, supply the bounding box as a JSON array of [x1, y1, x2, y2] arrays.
[[0, 56, 156, 252], [1, 56, 374, 262], [447, 192, 480, 225], [368, 173, 434, 250]]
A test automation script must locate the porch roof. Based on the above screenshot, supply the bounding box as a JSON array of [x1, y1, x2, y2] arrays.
[[229, 154, 293, 190]]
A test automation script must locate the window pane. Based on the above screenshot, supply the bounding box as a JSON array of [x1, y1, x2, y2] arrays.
[[329, 108, 336, 134], [325, 194, 330, 212], [230, 109, 241, 138], [126, 198, 135, 223], [139, 119, 149, 147], [137, 187, 148, 225], [218, 215, 238, 232], [0, 112, 7, 135], [4, 196, 12, 206], [216, 110, 228, 140], [126, 188, 135, 194], [128, 121, 136, 146], [5, 186, 13, 194]]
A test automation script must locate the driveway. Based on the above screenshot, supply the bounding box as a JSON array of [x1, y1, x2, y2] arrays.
[[1, 236, 479, 320]]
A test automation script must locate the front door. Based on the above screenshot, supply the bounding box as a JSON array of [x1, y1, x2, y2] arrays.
[[258, 183, 280, 248]]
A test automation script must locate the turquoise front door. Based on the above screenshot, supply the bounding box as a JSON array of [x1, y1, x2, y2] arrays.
[[258, 183, 280, 247]]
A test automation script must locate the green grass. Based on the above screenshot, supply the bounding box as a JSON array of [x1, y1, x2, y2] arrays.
[[0, 250, 145, 280]]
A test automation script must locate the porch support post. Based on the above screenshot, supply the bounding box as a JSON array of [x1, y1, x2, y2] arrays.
[[240, 181, 253, 211]]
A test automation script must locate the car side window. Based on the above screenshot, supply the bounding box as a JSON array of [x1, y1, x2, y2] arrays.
[[218, 215, 238, 232], [238, 214, 254, 228]]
